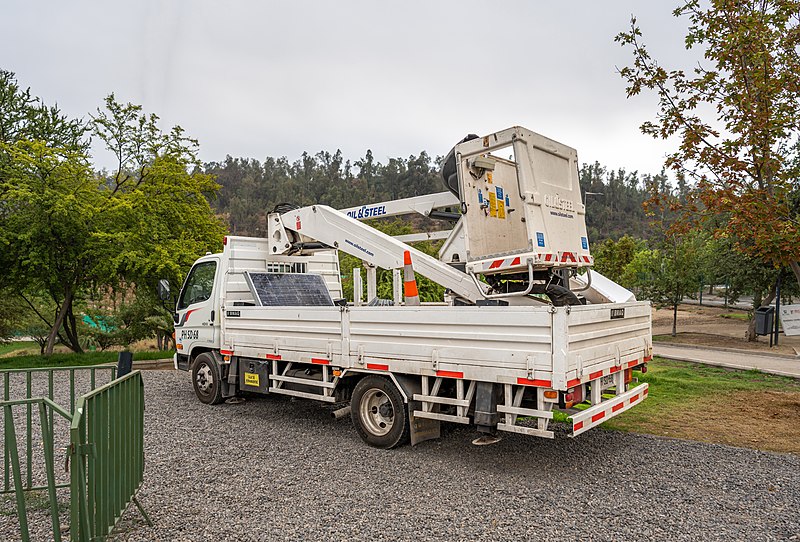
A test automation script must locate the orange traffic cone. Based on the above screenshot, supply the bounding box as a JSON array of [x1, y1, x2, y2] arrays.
[[403, 250, 420, 306]]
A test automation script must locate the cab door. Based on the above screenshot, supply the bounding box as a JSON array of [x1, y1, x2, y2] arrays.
[[175, 259, 218, 366]]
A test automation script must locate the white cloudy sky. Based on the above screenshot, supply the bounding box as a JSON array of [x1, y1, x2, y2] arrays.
[[2, 1, 694, 176]]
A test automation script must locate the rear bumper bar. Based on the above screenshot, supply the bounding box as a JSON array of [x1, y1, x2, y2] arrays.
[[570, 382, 649, 437]]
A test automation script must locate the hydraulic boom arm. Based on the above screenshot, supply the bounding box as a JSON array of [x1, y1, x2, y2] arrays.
[[268, 204, 487, 303]]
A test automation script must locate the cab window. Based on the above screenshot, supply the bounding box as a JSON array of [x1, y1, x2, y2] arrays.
[[178, 261, 217, 309]]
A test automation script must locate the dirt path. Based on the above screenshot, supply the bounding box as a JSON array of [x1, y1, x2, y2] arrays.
[[653, 304, 800, 356]]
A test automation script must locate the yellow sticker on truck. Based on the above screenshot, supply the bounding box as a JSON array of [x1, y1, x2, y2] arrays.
[[244, 372, 260, 387], [496, 186, 506, 219], [488, 192, 497, 217]]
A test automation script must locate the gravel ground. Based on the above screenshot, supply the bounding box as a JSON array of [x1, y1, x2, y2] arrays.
[[3, 369, 800, 541]]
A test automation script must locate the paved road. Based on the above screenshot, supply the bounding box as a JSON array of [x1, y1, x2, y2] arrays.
[[654, 343, 800, 379]]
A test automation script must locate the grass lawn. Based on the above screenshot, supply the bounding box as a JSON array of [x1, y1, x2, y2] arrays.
[[0, 349, 173, 370], [720, 312, 750, 321], [0, 340, 40, 357], [600, 357, 800, 454]]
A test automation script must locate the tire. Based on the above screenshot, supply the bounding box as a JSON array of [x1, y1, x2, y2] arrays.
[[351, 375, 409, 449], [191, 353, 224, 405]]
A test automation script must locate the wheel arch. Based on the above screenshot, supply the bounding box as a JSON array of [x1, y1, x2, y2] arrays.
[[338, 369, 420, 403]]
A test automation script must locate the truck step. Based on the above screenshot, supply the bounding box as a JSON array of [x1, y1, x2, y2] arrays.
[[413, 410, 470, 425], [268, 387, 336, 403], [497, 423, 554, 439]]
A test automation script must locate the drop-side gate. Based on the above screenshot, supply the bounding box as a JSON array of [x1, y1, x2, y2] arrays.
[[1, 366, 150, 542]]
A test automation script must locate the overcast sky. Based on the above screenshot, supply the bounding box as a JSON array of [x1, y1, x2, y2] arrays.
[[3, 1, 694, 177]]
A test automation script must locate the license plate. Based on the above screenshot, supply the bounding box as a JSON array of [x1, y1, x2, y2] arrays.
[[599, 374, 615, 390]]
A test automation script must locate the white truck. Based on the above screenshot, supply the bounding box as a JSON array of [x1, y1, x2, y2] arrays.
[[162, 126, 652, 448]]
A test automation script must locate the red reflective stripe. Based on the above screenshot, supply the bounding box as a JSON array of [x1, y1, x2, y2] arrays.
[[489, 259, 503, 269], [545, 254, 553, 262], [609, 366, 620, 373], [511, 257, 521, 266], [265, 354, 281, 360], [436, 370, 464, 379], [630, 393, 640, 402], [644, 388, 649, 395], [516, 378, 551, 387], [366, 363, 389, 371], [591, 411, 606, 423], [574, 421, 584, 431], [628, 360, 639, 368], [220, 349, 234, 356], [311, 358, 329, 365], [566, 378, 581, 388], [612, 403, 624, 413], [589, 370, 603, 380], [643, 355, 653, 362]]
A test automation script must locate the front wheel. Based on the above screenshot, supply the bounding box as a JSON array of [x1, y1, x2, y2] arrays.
[[191, 353, 224, 405], [351, 376, 409, 449]]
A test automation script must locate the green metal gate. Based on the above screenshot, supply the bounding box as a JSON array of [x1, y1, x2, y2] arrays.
[[1, 366, 150, 541]]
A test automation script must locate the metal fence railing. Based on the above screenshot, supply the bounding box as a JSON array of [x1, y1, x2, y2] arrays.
[[3, 366, 118, 497], [70, 370, 150, 541], [1, 366, 149, 542]]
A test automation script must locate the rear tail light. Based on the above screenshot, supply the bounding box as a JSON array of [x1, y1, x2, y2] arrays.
[[544, 390, 558, 400], [624, 368, 633, 384], [563, 386, 584, 408], [223, 236, 228, 245]]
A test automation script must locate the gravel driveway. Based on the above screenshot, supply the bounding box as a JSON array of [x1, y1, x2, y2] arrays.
[[5, 369, 800, 541]]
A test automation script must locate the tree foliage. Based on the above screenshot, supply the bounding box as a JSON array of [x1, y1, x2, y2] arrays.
[[206, 151, 446, 236], [0, 72, 224, 354], [616, 0, 800, 284]]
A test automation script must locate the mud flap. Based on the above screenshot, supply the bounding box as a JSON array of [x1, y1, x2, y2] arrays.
[[394, 374, 441, 445]]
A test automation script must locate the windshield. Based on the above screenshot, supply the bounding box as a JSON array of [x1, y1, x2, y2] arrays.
[[178, 261, 217, 309]]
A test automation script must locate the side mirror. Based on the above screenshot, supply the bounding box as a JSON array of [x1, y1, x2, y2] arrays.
[[157, 279, 171, 301]]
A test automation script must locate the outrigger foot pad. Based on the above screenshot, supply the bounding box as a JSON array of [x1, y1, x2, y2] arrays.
[[471, 435, 502, 446]]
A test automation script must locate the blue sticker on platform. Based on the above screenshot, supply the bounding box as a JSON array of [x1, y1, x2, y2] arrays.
[[581, 237, 588, 249], [505, 195, 510, 207], [496, 187, 503, 199], [478, 190, 483, 203], [536, 232, 545, 247]]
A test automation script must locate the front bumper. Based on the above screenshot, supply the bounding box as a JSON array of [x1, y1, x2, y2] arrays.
[[570, 382, 649, 437]]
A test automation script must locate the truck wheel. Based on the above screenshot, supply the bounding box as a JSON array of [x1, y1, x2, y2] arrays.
[[192, 353, 223, 405], [351, 375, 409, 449]]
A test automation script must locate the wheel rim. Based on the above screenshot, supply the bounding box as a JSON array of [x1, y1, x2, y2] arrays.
[[359, 388, 394, 436], [196, 363, 214, 395]]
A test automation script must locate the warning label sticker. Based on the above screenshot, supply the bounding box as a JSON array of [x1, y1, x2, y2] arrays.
[[244, 372, 260, 387], [496, 187, 505, 219], [489, 192, 497, 217]]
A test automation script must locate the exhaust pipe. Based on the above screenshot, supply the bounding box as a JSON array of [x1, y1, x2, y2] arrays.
[[331, 405, 351, 420]]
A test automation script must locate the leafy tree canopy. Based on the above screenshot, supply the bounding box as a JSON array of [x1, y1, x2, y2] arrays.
[[617, 0, 800, 283], [0, 72, 224, 354]]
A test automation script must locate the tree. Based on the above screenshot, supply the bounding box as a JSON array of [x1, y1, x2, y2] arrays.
[[616, 1, 800, 288], [0, 74, 224, 355], [0, 141, 101, 353], [591, 235, 645, 286], [623, 232, 705, 336]]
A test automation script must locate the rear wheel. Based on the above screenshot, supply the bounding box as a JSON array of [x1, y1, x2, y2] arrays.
[[351, 375, 409, 449], [192, 353, 223, 405]]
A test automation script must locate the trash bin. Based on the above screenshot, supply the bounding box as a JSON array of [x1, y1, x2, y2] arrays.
[[754, 306, 774, 336]]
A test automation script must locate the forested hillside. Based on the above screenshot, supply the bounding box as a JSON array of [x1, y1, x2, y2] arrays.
[[206, 152, 660, 242]]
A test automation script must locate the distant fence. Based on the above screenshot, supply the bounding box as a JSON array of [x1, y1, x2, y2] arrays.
[[1, 366, 149, 542]]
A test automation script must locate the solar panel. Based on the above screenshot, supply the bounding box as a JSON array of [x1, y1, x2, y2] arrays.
[[245, 272, 334, 307]]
